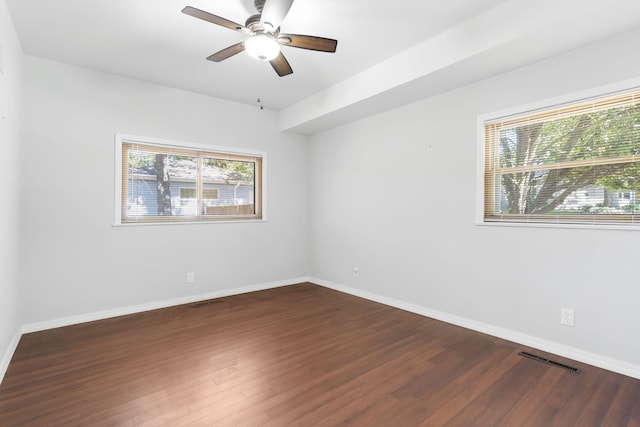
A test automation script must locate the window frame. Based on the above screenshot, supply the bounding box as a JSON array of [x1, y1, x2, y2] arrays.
[[114, 134, 266, 226], [476, 78, 640, 230]]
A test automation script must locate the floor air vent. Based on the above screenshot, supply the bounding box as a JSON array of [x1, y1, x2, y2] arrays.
[[518, 351, 583, 374]]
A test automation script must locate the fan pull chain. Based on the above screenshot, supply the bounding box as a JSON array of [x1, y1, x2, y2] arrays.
[[257, 74, 264, 110]]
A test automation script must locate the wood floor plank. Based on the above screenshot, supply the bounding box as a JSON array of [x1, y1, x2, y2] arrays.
[[286, 350, 436, 426], [599, 377, 640, 427], [336, 393, 401, 426], [418, 347, 522, 426], [1, 283, 638, 426]]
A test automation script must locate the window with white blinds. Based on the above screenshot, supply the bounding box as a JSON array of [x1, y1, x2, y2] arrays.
[[115, 135, 264, 224], [483, 88, 640, 226]]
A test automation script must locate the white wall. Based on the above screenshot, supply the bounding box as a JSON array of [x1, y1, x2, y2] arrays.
[[309, 28, 640, 373], [19, 56, 309, 324], [0, 0, 22, 378]]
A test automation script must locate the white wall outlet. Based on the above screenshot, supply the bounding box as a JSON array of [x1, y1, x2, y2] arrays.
[[560, 308, 575, 327], [353, 266, 359, 277], [186, 272, 195, 284]]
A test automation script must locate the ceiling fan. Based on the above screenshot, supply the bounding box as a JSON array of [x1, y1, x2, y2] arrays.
[[182, 0, 338, 77]]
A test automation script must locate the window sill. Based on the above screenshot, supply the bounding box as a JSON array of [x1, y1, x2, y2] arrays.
[[113, 218, 267, 227], [475, 220, 640, 232]]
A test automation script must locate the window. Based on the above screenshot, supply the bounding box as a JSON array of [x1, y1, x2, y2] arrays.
[[180, 188, 219, 200], [482, 88, 640, 226], [115, 135, 264, 224], [179, 188, 197, 199], [203, 188, 220, 200]]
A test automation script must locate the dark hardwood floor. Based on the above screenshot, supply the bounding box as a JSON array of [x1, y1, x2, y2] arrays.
[[1, 283, 638, 426]]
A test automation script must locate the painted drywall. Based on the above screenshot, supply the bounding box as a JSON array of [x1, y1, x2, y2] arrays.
[[0, 0, 22, 379], [19, 56, 309, 324], [309, 28, 640, 370]]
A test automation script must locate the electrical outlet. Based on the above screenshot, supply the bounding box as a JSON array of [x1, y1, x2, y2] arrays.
[[187, 272, 195, 284], [560, 308, 575, 327], [353, 266, 359, 277]]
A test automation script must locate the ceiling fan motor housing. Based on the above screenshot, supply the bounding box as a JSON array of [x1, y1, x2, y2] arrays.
[[245, 14, 262, 31]]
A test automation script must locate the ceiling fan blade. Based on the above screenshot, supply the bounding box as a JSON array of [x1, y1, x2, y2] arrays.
[[260, 0, 294, 30], [182, 6, 247, 32], [277, 34, 337, 53], [270, 52, 293, 77], [206, 42, 246, 62]]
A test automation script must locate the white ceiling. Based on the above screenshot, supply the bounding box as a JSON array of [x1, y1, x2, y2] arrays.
[[6, 0, 640, 134]]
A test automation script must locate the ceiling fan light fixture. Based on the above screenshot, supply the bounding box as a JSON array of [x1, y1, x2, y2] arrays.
[[245, 34, 280, 61]]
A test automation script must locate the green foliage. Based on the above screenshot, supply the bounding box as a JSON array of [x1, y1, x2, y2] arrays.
[[128, 151, 155, 168], [204, 158, 255, 182], [499, 102, 640, 214]]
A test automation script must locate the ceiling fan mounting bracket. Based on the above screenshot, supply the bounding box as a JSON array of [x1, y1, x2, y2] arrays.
[[254, 0, 266, 13]]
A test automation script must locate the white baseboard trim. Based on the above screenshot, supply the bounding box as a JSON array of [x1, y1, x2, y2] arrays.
[[310, 277, 640, 380], [21, 277, 310, 334], [0, 328, 22, 385]]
